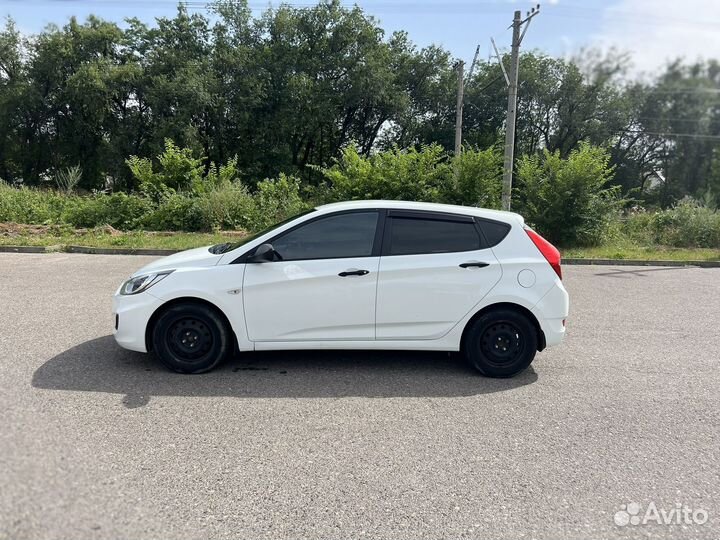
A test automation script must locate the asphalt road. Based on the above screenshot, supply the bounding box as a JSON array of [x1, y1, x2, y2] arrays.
[[1, 253, 719, 540]]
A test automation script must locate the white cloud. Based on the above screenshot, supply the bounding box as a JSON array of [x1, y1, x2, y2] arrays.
[[593, 0, 720, 76]]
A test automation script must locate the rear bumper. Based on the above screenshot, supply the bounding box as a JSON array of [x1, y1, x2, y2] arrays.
[[532, 281, 569, 348], [538, 316, 566, 347], [112, 292, 164, 353]]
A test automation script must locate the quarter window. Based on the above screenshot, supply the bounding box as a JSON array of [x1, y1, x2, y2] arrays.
[[477, 219, 511, 247], [387, 216, 481, 255], [271, 211, 379, 261]]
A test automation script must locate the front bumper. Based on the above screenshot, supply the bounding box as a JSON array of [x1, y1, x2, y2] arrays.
[[112, 291, 164, 353]]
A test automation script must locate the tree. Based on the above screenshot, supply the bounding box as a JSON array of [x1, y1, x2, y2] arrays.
[[514, 143, 621, 246], [0, 18, 26, 182], [611, 60, 720, 206]]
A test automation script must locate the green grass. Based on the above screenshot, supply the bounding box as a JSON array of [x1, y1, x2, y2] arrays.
[[0, 224, 243, 251], [2, 223, 720, 260], [562, 245, 720, 262]]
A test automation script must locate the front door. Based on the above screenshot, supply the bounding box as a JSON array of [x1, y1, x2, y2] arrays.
[[243, 211, 381, 341]]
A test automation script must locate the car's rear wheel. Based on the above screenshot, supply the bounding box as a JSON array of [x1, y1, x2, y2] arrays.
[[151, 303, 232, 374], [463, 309, 537, 377]]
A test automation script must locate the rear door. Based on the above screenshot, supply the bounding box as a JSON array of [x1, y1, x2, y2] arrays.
[[375, 211, 502, 340]]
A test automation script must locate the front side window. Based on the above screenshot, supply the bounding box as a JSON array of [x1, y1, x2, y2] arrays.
[[272, 211, 379, 261], [211, 209, 316, 254], [387, 216, 481, 255]]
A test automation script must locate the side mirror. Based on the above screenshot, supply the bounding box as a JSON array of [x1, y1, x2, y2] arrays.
[[247, 243, 276, 263]]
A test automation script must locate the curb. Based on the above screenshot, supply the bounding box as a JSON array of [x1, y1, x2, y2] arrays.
[[563, 258, 720, 268], [0, 245, 49, 254], [64, 245, 180, 256], [0, 245, 179, 256], [1, 245, 719, 267]]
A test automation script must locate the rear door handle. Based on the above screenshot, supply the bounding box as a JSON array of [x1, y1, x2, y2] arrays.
[[459, 262, 490, 268], [338, 269, 370, 277]]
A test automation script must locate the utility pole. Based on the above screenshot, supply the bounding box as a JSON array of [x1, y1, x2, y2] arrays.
[[501, 11, 521, 211], [454, 60, 464, 156], [454, 45, 479, 160], [498, 4, 540, 210], [467, 45, 480, 83]]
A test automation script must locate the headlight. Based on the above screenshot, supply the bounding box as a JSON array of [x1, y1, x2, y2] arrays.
[[120, 270, 174, 295]]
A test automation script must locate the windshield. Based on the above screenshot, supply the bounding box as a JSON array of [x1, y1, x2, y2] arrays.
[[208, 208, 316, 255]]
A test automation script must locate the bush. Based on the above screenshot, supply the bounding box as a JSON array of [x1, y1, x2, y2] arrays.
[[127, 139, 205, 198], [321, 145, 452, 203], [196, 183, 256, 231], [127, 139, 244, 200], [251, 174, 307, 230], [514, 144, 622, 246], [10, 144, 719, 250], [196, 156, 242, 195], [62, 192, 153, 229], [320, 144, 504, 208], [625, 199, 720, 248], [142, 193, 211, 232], [0, 182, 69, 224], [0, 172, 308, 233], [140, 184, 257, 232], [448, 147, 503, 208]]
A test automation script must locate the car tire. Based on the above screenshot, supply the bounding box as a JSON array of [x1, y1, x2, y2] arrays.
[[463, 309, 537, 378], [151, 303, 232, 374]]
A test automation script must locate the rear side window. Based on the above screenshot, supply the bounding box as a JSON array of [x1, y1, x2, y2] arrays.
[[477, 219, 511, 247], [387, 216, 481, 255], [271, 211, 379, 261]]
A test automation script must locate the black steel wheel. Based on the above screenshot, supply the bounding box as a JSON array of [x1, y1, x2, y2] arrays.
[[152, 302, 232, 374], [464, 309, 537, 377], [167, 317, 214, 360]]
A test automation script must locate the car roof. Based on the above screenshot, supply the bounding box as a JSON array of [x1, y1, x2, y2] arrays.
[[315, 200, 524, 225]]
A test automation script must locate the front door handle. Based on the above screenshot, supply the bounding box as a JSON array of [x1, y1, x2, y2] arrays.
[[338, 269, 370, 277], [459, 262, 490, 268]]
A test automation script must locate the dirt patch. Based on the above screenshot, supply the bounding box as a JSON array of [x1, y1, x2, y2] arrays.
[[0, 222, 249, 238], [74, 224, 122, 236], [143, 229, 249, 237], [0, 223, 59, 237]]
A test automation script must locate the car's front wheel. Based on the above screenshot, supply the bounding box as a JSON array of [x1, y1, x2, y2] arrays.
[[463, 309, 538, 377], [151, 302, 232, 374]]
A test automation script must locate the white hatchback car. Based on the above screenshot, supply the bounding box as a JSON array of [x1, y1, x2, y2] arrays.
[[113, 200, 568, 377]]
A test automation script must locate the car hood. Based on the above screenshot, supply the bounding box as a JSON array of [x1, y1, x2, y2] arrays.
[[132, 246, 221, 276]]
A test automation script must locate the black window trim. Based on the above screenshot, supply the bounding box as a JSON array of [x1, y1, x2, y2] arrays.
[[386, 209, 475, 223], [381, 210, 484, 257], [233, 208, 387, 264]]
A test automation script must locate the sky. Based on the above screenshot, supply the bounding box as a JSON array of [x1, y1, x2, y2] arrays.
[[2, 0, 719, 76]]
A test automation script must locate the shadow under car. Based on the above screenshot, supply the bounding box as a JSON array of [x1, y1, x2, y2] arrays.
[[32, 335, 539, 408]]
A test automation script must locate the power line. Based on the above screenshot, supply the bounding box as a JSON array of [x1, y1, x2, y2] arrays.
[[643, 88, 720, 95], [539, 6, 720, 29], [618, 130, 720, 141], [11, 0, 720, 28], [637, 116, 719, 123]]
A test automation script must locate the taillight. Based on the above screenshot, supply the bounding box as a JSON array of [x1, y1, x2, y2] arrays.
[[524, 227, 562, 280]]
